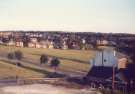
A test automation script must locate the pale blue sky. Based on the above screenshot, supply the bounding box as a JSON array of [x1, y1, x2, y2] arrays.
[[0, 0, 135, 34]]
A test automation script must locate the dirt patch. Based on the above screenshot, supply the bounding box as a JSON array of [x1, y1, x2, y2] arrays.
[[0, 84, 102, 94]]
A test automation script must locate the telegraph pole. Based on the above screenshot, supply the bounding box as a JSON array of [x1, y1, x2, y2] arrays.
[[112, 50, 116, 94], [101, 50, 104, 66]]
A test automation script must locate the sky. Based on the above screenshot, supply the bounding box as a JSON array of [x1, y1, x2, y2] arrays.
[[0, 0, 135, 34]]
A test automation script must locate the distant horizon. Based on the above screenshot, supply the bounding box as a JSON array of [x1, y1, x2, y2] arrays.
[[0, 30, 135, 35], [0, 0, 135, 34]]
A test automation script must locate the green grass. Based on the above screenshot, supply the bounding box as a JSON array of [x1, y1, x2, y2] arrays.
[[0, 45, 95, 62], [0, 61, 44, 79], [59, 59, 90, 73], [0, 45, 96, 78]]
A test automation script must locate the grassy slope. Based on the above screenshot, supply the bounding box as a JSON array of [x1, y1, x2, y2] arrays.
[[0, 61, 44, 79], [0, 45, 96, 77], [0, 45, 95, 62]]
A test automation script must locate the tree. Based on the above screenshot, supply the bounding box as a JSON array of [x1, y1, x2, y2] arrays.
[[117, 46, 135, 93], [7, 50, 23, 67], [50, 57, 60, 73], [40, 54, 48, 64], [7, 52, 14, 59], [14, 50, 23, 67], [14, 50, 23, 60], [129, 51, 135, 92]]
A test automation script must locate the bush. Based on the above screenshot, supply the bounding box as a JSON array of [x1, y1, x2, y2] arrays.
[[50, 57, 60, 73], [16, 62, 22, 67], [40, 54, 48, 64], [7, 51, 23, 67], [7, 52, 14, 59], [14, 50, 23, 60], [50, 57, 60, 68]]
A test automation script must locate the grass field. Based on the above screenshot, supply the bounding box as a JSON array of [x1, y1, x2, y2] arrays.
[[0, 45, 96, 79], [0, 45, 95, 62], [0, 61, 44, 79]]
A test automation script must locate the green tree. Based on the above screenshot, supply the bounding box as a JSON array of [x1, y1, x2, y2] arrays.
[[14, 50, 23, 60], [40, 54, 48, 64], [14, 50, 23, 67], [7, 52, 14, 59], [50, 57, 60, 73]]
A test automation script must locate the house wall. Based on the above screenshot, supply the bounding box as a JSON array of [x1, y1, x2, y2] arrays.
[[90, 47, 117, 67]]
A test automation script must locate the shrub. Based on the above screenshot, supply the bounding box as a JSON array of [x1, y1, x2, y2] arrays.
[[50, 57, 60, 73], [40, 54, 48, 64], [50, 57, 60, 68], [7, 52, 14, 59], [14, 50, 23, 60]]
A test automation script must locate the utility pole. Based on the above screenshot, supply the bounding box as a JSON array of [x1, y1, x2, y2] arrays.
[[112, 50, 116, 94], [112, 65, 115, 94], [101, 50, 104, 66]]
